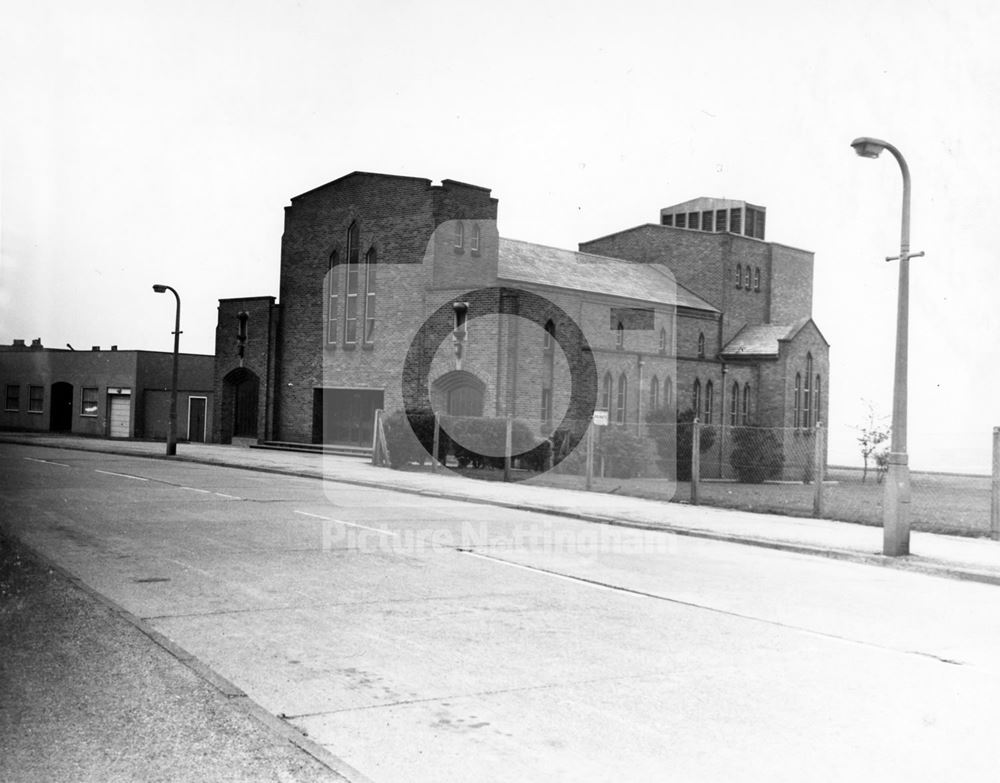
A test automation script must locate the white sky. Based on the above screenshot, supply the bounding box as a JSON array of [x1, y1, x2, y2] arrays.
[[2, 0, 998, 471]]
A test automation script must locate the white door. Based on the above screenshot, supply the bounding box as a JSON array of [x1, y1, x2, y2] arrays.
[[109, 395, 130, 438]]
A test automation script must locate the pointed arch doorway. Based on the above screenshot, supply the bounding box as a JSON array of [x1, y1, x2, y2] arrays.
[[222, 367, 259, 441], [432, 371, 485, 417]]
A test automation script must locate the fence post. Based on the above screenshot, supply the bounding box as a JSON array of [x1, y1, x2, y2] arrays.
[[813, 421, 825, 518], [585, 423, 595, 491], [431, 413, 441, 473], [504, 415, 513, 482], [691, 418, 700, 505], [992, 427, 1000, 541], [370, 409, 379, 466]]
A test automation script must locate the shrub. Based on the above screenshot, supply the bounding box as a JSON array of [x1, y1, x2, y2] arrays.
[[669, 408, 716, 482], [442, 416, 542, 470], [552, 430, 587, 476], [729, 425, 785, 483], [518, 437, 552, 472], [382, 410, 449, 469], [596, 426, 658, 479], [550, 427, 587, 474]]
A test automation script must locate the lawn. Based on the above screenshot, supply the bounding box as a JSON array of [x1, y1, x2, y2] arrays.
[[427, 463, 994, 538]]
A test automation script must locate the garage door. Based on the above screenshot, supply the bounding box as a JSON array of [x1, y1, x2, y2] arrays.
[[109, 395, 131, 438]]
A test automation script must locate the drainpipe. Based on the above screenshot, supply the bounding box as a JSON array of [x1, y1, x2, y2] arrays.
[[719, 360, 727, 478]]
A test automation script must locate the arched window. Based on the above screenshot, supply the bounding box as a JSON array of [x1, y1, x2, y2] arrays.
[[659, 327, 667, 354], [754, 267, 761, 291], [346, 221, 359, 264], [742, 383, 751, 425], [814, 374, 822, 426], [650, 376, 660, 410], [602, 372, 612, 412], [454, 221, 464, 249], [665, 377, 673, 409], [617, 373, 628, 424], [616, 321, 625, 350], [803, 353, 813, 427], [794, 373, 802, 428], [697, 332, 705, 358], [730, 381, 739, 425], [744, 266, 752, 289], [363, 246, 377, 344], [736, 264, 743, 289], [543, 319, 555, 351], [326, 250, 339, 344], [344, 222, 360, 345], [705, 380, 714, 424], [693, 380, 701, 420], [471, 223, 480, 252]]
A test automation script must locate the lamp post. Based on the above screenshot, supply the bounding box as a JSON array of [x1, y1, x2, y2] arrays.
[[851, 137, 924, 556], [152, 284, 181, 456]]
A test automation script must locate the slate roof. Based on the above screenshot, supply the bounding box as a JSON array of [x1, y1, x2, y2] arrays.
[[721, 318, 814, 358], [497, 238, 717, 312]]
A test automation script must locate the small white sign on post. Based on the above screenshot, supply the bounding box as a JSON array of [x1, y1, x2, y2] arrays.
[[592, 410, 609, 427]]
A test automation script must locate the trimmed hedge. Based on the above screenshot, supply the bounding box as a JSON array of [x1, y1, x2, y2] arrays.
[[382, 411, 550, 471]]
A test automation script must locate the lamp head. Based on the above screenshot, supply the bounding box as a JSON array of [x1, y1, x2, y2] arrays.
[[851, 137, 885, 159], [152, 284, 167, 293]]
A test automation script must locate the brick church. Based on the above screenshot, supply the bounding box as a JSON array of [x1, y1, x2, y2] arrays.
[[213, 172, 828, 473]]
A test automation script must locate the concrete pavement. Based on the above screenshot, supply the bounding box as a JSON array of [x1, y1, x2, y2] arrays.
[[0, 530, 354, 783], [6, 440, 1000, 781], [4, 432, 1000, 586]]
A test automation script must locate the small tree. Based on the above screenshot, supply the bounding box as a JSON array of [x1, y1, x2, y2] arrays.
[[856, 400, 890, 483]]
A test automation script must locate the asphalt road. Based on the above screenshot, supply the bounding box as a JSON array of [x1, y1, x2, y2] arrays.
[[2, 442, 1000, 782]]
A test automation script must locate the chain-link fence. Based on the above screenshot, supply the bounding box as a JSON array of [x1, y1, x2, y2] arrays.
[[374, 410, 1000, 537]]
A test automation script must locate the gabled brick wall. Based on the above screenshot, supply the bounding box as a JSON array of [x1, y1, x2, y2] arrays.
[[276, 173, 498, 442]]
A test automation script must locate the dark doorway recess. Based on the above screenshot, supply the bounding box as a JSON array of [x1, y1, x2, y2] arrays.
[[222, 368, 260, 441], [50, 382, 73, 432], [188, 397, 207, 442]]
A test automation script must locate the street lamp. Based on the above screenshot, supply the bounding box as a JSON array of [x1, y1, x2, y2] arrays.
[[152, 284, 181, 456], [851, 137, 924, 556]]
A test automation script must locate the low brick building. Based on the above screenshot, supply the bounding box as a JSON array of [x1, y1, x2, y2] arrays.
[[0, 339, 215, 441], [214, 173, 829, 477]]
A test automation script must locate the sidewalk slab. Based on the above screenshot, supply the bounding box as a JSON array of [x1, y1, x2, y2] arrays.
[[4, 433, 1000, 586]]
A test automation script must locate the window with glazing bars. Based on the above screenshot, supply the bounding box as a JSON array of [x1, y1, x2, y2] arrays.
[[616, 374, 627, 424], [363, 247, 376, 344], [344, 222, 360, 345], [327, 251, 339, 344]]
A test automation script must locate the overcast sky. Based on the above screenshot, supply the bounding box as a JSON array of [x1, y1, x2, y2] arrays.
[[2, 0, 998, 471]]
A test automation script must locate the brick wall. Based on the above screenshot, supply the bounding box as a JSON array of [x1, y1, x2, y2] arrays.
[[218, 173, 828, 464], [580, 225, 811, 345], [0, 349, 212, 439], [213, 296, 278, 442], [276, 173, 498, 442], [769, 243, 814, 324]]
